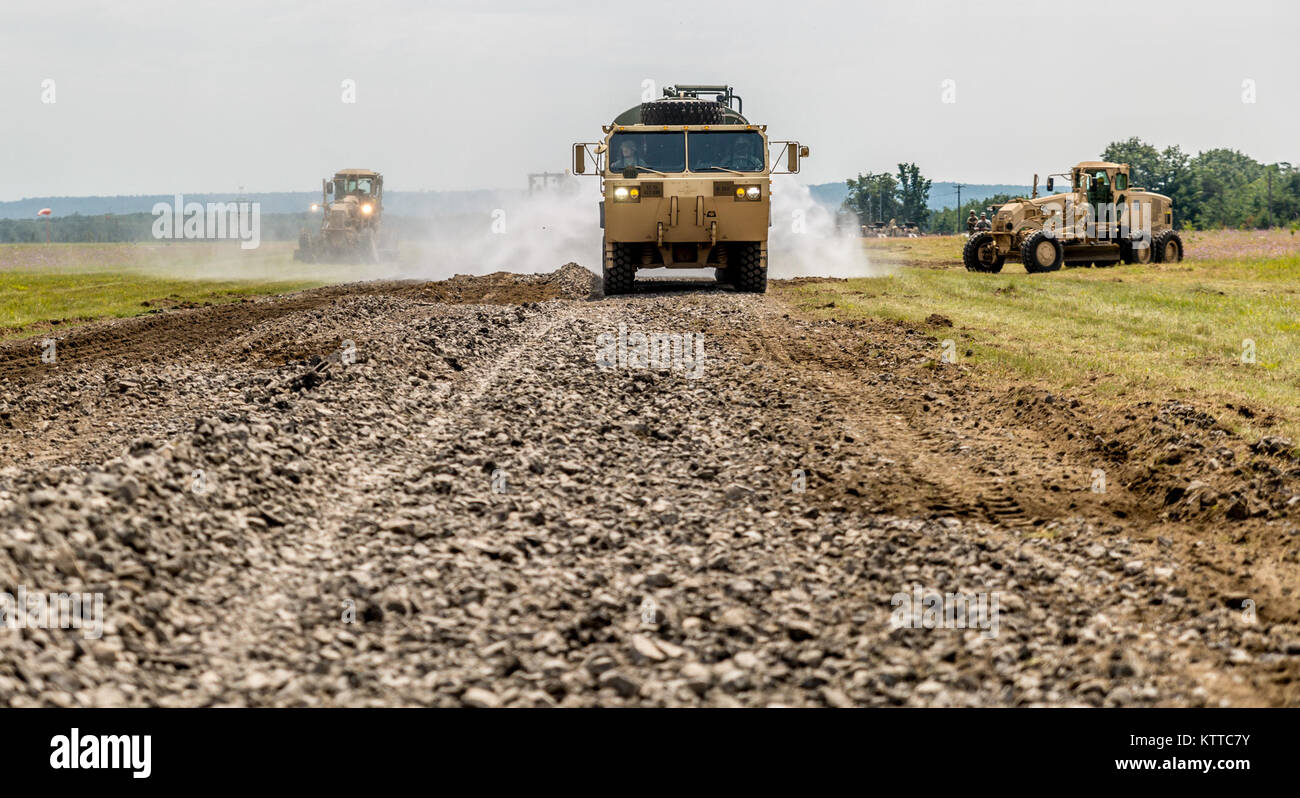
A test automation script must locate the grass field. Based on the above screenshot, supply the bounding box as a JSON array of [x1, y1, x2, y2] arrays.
[[779, 229, 1300, 444], [0, 242, 342, 338]]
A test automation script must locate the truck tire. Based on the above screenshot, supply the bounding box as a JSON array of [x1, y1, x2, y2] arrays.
[[1152, 230, 1183, 263], [962, 232, 1005, 273], [640, 99, 724, 126], [1021, 231, 1064, 273], [603, 240, 635, 295], [732, 242, 766, 293]]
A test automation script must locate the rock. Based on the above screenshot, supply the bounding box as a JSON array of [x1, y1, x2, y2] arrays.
[[820, 687, 854, 708], [461, 687, 502, 708], [643, 572, 674, 588], [1251, 436, 1293, 457], [719, 607, 750, 629], [680, 663, 714, 696], [630, 635, 666, 663], [598, 670, 640, 698], [784, 620, 817, 642]]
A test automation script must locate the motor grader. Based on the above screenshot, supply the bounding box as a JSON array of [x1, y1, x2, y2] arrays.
[[294, 168, 394, 263], [963, 161, 1183, 273], [572, 84, 809, 294]]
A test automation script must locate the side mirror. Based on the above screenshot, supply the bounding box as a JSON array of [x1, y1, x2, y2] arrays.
[[326, 183, 334, 195], [1046, 176, 1054, 192], [573, 144, 586, 175], [786, 143, 799, 173]]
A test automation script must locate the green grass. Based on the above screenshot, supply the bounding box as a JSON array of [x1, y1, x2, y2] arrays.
[[0, 242, 331, 338], [0, 272, 316, 336], [780, 232, 1300, 443]]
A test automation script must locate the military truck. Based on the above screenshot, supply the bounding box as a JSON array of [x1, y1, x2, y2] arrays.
[[963, 161, 1182, 273], [294, 168, 392, 263], [572, 84, 808, 294]]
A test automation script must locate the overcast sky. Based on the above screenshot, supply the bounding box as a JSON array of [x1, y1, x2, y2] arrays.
[[1, 0, 1295, 200]]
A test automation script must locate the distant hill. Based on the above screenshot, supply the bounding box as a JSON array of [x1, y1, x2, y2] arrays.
[[0, 190, 515, 220], [809, 181, 1052, 211]]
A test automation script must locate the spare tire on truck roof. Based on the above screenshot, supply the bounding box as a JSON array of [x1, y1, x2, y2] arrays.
[[639, 99, 724, 126]]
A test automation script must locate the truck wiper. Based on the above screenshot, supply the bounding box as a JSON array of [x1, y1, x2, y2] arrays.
[[624, 165, 668, 176], [699, 166, 745, 176]]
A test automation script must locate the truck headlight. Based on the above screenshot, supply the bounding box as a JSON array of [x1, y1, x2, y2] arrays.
[[612, 186, 639, 202], [310, 203, 319, 212], [735, 186, 761, 201], [361, 203, 373, 215]]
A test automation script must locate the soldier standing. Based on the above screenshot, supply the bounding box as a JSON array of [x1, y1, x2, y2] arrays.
[[966, 210, 977, 234]]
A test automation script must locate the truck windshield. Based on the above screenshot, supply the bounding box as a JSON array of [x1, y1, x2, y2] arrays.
[[609, 132, 685, 173], [687, 131, 765, 172]]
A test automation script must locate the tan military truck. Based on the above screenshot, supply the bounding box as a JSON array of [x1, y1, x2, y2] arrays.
[[294, 168, 392, 263], [572, 84, 808, 294], [963, 161, 1183, 273]]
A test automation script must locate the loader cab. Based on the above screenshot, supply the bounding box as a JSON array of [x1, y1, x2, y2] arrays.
[[1072, 164, 1128, 207], [333, 175, 380, 199]]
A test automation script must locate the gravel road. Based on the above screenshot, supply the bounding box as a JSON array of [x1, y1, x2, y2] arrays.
[[2, 266, 1297, 707]]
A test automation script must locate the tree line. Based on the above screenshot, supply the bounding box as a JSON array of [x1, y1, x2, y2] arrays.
[[1100, 137, 1298, 230]]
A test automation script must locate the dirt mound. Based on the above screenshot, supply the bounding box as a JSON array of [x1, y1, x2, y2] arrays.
[[417, 263, 598, 305]]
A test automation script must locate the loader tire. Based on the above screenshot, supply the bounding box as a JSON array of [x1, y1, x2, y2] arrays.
[[732, 242, 766, 293], [1119, 239, 1152, 264], [962, 232, 1005, 273], [1152, 230, 1183, 263], [1021, 231, 1064, 273], [602, 240, 636, 296], [640, 99, 724, 126]]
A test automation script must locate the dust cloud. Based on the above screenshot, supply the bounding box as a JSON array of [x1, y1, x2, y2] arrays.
[[767, 176, 881, 279], [397, 179, 603, 280]]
